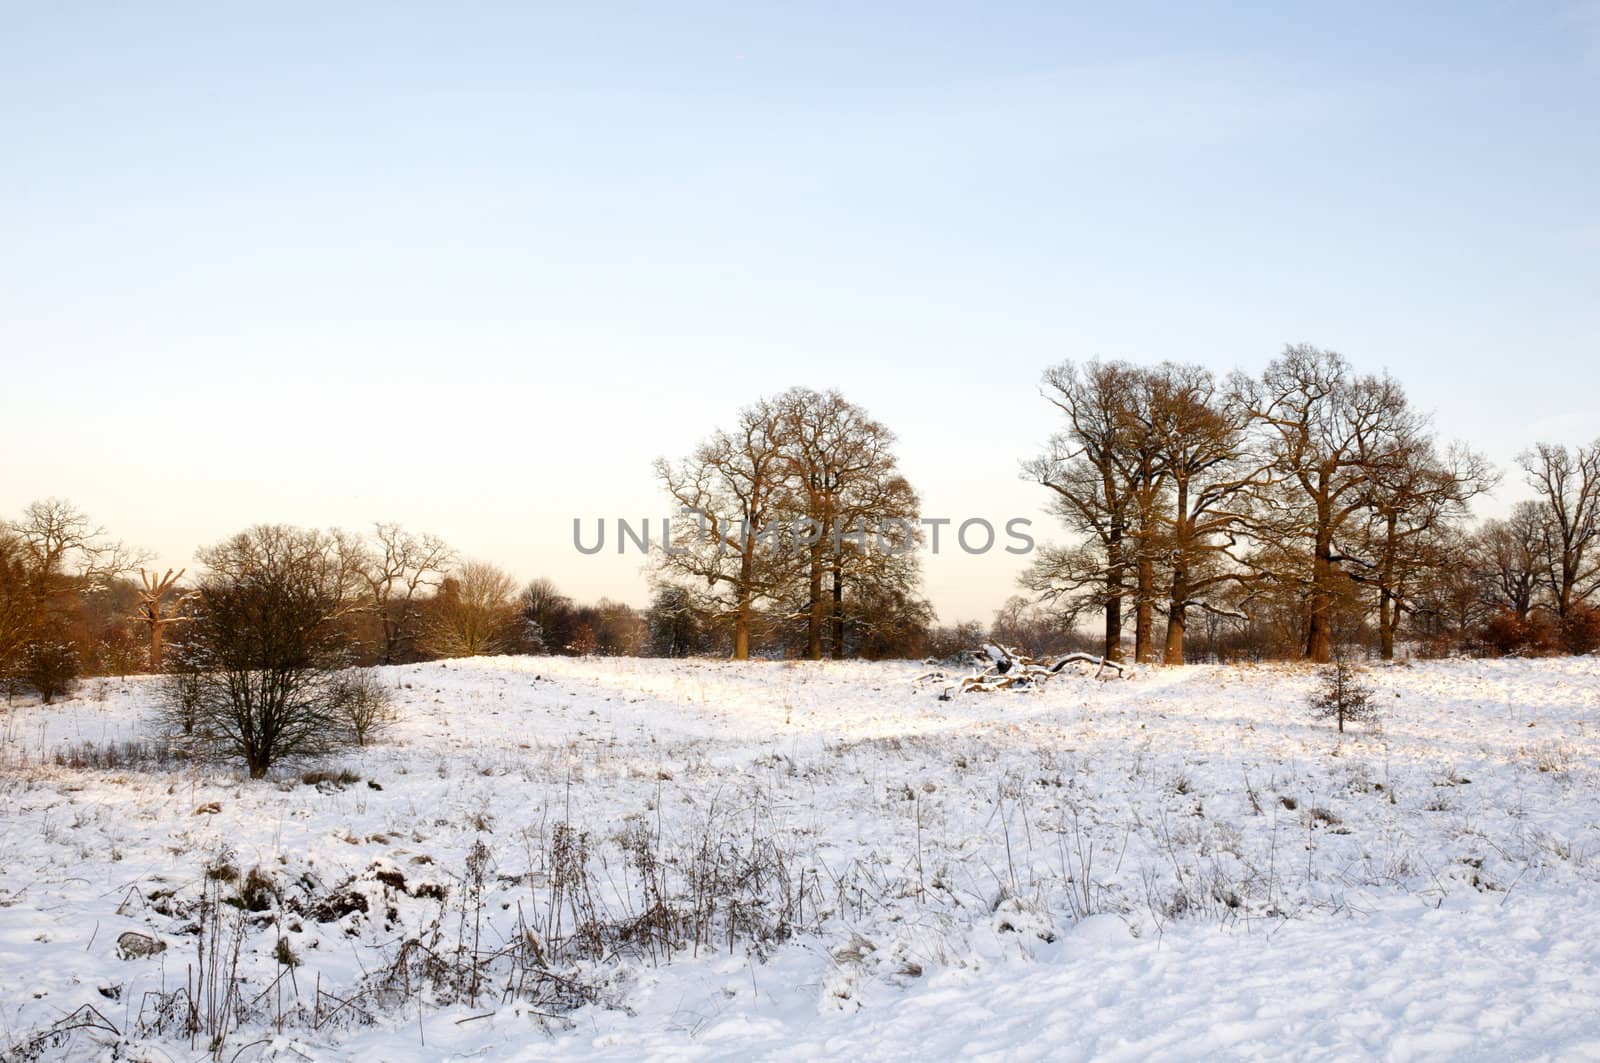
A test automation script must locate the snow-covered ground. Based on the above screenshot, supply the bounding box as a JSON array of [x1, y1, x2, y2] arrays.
[[2, 655, 1599, 1061]]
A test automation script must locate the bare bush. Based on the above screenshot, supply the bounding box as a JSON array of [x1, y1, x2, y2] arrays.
[[51, 737, 183, 772], [329, 668, 396, 746], [158, 666, 205, 738], [360, 797, 824, 1027]]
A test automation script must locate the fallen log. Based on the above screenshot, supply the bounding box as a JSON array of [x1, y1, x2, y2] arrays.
[[919, 644, 1129, 697]]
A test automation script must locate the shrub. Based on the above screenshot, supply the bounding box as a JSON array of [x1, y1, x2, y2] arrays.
[[329, 668, 396, 746], [239, 867, 276, 912], [300, 767, 361, 788], [24, 639, 79, 704], [158, 665, 205, 738], [1479, 611, 1553, 657], [1559, 605, 1600, 656], [180, 525, 357, 778]]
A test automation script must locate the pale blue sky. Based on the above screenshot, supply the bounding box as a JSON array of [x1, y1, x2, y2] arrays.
[[2, 2, 1596, 621]]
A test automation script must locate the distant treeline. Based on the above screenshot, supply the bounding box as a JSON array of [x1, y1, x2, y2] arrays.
[[0, 504, 960, 703], [4, 344, 1600, 700]]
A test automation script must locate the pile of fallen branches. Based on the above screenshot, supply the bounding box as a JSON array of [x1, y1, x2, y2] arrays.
[[919, 643, 1127, 697]]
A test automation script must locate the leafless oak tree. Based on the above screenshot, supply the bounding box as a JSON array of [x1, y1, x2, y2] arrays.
[[1518, 440, 1600, 618], [361, 523, 455, 664], [1358, 441, 1494, 658], [777, 388, 916, 659], [1146, 363, 1265, 664], [1241, 346, 1421, 662], [1023, 361, 1155, 661], [1473, 500, 1546, 619], [656, 397, 796, 660]]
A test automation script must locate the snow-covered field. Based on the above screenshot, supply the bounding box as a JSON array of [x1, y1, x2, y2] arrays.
[[2, 656, 1599, 1061]]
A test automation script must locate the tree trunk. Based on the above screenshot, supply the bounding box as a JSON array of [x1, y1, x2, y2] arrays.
[[1378, 589, 1395, 661], [1378, 513, 1397, 661], [382, 606, 409, 666], [1104, 528, 1125, 662], [1162, 605, 1186, 665], [733, 580, 751, 661], [150, 622, 165, 672], [830, 562, 845, 659], [806, 546, 823, 660], [1163, 560, 1188, 665], [1104, 594, 1123, 662], [733, 541, 755, 660], [1135, 554, 1154, 662], [1306, 528, 1334, 663]]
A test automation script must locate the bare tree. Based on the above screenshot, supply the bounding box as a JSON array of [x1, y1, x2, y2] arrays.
[[2, 499, 148, 696], [822, 457, 922, 660], [827, 530, 931, 658], [1518, 440, 1600, 618], [1147, 363, 1265, 664], [656, 397, 795, 660], [15, 498, 105, 584], [197, 524, 365, 612], [1473, 500, 1546, 619], [181, 525, 358, 777], [655, 389, 925, 661], [15, 498, 146, 593], [1408, 528, 1491, 649], [990, 594, 1084, 657], [426, 561, 518, 657], [0, 530, 37, 698], [1120, 372, 1172, 662], [133, 568, 191, 671], [518, 577, 575, 653], [1241, 346, 1420, 662], [1018, 539, 1114, 636], [775, 387, 921, 659], [1358, 441, 1495, 658], [778, 388, 853, 659], [361, 523, 454, 664], [1023, 361, 1154, 661]]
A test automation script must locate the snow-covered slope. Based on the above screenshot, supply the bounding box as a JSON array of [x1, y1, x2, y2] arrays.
[[2, 656, 1598, 1060]]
